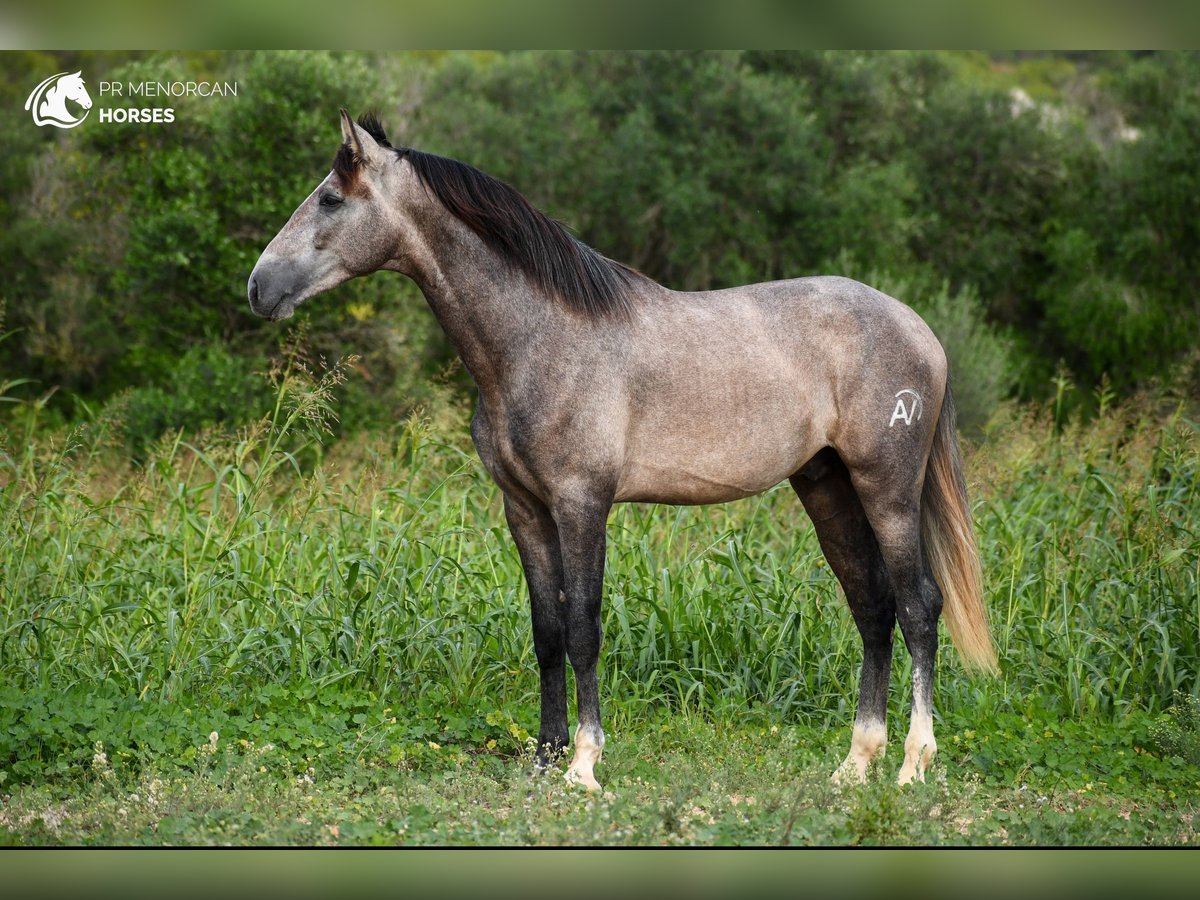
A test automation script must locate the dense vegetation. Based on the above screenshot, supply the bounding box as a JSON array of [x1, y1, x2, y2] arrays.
[[3, 51, 1199, 437], [2, 51, 1199, 844]]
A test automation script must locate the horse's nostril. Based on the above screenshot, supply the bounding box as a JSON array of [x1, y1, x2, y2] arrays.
[[248, 275, 259, 307]]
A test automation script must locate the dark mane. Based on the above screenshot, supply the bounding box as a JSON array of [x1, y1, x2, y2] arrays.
[[344, 113, 645, 319], [356, 112, 392, 148]]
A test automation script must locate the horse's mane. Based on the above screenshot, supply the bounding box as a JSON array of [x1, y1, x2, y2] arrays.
[[337, 113, 646, 319]]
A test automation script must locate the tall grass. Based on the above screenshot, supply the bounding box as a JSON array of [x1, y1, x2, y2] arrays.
[[2, 348, 1198, 731], [972, 387, 1200, 717]]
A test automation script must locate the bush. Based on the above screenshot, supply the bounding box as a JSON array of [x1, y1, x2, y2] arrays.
[[3, 52, 393, 398], [1150, 692, 1200, 766], [120, 343, 271, 459], [415, 51, 834, 290]]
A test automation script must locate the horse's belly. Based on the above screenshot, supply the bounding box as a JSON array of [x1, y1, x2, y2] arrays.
[[615, 468, 785, 505], [614, 419, 818, 505]]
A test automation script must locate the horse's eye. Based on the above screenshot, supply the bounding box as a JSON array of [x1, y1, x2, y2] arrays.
[[319, 193, 343, 208]]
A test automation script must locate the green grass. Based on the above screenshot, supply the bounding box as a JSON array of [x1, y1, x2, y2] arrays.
[[1, 346, 1199, 844], [1, 711, 1195, 846]]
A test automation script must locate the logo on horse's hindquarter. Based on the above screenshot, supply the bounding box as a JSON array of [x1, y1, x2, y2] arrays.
[[889, 389, 923, 428]]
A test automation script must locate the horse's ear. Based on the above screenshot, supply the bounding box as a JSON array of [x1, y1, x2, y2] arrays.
[[339, 108, 364, 160], [70, 70, 82, 78], [339, 108, 386, 169]]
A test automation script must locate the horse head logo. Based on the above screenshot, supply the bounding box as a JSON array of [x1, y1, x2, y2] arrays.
[[24, 71, 93, 129]]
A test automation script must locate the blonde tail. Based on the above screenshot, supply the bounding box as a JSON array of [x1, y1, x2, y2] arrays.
[[920, 388, 998, 674]]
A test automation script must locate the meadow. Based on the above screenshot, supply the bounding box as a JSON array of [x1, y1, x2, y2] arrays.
[[1, 342, 1198, 845]]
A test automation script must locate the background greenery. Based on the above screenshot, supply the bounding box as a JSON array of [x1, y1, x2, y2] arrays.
[[3, 51, 1200, 435], [2, 51, 1199, 845]]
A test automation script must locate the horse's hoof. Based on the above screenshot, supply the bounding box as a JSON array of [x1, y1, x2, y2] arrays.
[[896, 764, 925, 785], [564, 767, 602, 792], [831, 751, 871, 786], [897, 739, 935, 785], [565, 725, 604, 792]]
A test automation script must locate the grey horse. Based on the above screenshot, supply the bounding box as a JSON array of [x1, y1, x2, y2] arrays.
[[248, 111, 997, 790]]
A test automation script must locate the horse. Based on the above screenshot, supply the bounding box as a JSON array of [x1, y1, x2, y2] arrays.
[[24, 71, 92, 128], [248, 111, 998, 790]]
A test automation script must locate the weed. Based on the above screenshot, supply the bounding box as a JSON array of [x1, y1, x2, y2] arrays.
[[1150, 692, 1200, 766]]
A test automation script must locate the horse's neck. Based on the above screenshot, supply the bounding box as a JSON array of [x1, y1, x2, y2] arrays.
[[41, 86, 68, 118], [404, 218, 570, 403]]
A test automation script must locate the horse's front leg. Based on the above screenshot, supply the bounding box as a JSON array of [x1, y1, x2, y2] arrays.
[[553, 490, 611, 791], [503, 492, 569, 767]]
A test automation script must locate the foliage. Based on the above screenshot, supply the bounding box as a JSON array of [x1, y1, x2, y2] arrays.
[[1151, 692, 1200, 767], [120, 344, 272, 459], [0, 680, 531, 785], [416, 51, 837, 291], [1, 51, 445, 434], [3, 51, 1199, 447]]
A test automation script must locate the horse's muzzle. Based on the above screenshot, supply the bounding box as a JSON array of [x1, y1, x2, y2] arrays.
[[247, 267, 295, 321]]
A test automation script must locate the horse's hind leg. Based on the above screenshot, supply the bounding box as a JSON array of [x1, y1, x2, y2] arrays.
[[791, 451, 896, 783], [849, 465, 944, 785]]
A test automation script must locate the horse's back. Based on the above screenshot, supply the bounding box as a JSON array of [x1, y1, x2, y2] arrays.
[[703, 275, 941, 353], [649, 274, 947, 398]]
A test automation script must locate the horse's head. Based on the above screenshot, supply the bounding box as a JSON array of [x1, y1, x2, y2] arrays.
[[58, 72, 92, 111], [248, 110, 418, 321]]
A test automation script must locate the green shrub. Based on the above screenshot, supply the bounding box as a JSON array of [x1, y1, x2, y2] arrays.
[[119, 343, 271, 459], [1150, 692, 1200, 766]]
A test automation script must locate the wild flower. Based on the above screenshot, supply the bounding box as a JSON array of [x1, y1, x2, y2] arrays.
[[91, 740, 113, 780]]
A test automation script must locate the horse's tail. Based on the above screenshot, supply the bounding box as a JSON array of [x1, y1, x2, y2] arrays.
[[921, 386, 998, 674]]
